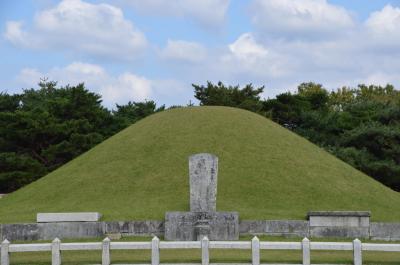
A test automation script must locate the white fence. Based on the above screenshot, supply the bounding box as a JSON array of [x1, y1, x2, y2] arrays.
[[1, 236, 400, 265]]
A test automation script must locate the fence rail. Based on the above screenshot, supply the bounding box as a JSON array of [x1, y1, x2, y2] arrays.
[[1, 236, 400, 265]]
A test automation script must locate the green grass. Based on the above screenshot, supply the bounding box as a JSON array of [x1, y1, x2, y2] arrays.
[[10, 249, 400, 265], [1, 106, 400, 223], [7, 236, 400, 265]]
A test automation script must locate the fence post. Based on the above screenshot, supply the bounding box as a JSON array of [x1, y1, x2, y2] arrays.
[[251, 236, 260, 265], [302, 237, 310, 265], [151, 236, 160, 265], [51, 238, 61, 265], [102, 237, 111, 265], [1, 239, 9, 265], [201, 236, 209, 265], [353, 238, 362, 265]]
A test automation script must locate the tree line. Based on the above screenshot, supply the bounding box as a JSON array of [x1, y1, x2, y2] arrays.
[[1, 80, 399, 193]]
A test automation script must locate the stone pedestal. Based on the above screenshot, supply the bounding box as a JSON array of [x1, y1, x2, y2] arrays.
[[165, 211, 239, 241], [194, 218, 211, 241]]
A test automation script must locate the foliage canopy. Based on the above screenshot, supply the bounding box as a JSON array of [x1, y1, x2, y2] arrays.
[[0, 80, 162, 192]]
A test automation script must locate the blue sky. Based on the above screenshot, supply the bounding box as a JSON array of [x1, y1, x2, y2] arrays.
[[1, 0, 400, 108]]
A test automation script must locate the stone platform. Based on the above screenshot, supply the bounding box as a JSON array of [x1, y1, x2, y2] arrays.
[[165, 211, 239, 241], [308, 211, 371, 238]]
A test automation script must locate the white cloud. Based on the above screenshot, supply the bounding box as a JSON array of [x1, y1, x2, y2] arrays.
[[17, 62, 152, 107], [228, 33, 268, 62], [160, 40, 207, 63], [119, 0, 230, 28], [251, 0, 354, 39], [102, 73, 152, 104], [4, 0, 147, 60], [64, 62, 106, 76], [7, 1, 400, 106], [4, 21, 30, 46], [195, 2, 399, 96], [222, 33, 287, 77], [366, 5, 400, 33], [365, 5, 400, 46], [16, 62, 191, 108]]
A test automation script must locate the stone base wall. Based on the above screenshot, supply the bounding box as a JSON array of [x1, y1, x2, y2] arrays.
[[370, 222, 400, 241], [240, 220, 309, 237], [1, 219, 400, 241], [0, 221, 164, 241], [309, 226, 370, 238]]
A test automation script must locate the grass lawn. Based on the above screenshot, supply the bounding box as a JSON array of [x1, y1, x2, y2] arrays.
[[10, 249, 400, 265], [1, 107, 400, 224], [7, 236, 400, 265]]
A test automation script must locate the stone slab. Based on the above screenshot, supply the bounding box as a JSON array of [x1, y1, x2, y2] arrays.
[[307, 211, 371, 217], [165, 211, 239, 241], [189, 153, 218, 212], [308, 211, 370, 228], [37, 212, 102, 223]]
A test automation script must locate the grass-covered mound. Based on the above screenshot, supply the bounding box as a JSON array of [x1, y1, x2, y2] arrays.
[[1, 106, 399, 223]]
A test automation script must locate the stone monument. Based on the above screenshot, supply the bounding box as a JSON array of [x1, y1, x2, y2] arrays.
[[189, 153, 217, 212], [165, 153, 239, 241]]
